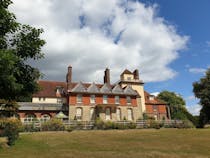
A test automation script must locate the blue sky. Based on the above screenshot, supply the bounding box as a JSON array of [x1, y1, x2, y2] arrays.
[[142, 0, 210, 115], [10, 0, 210, 115]]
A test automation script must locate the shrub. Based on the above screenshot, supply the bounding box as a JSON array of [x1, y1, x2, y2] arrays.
[[22, 123, 40, 132], [95, 118, 105, 129], [128, 122, 137, 129], [41, 118, 65, 131], [0, 118, 22, 146], [148, 120, 160, 129]]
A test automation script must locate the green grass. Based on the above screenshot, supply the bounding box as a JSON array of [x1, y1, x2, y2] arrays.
[[1, 129, 210, 158]]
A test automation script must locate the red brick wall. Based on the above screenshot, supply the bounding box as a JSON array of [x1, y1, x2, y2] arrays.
[[146, 104, 167, 114], [69, 93, 137, 106]]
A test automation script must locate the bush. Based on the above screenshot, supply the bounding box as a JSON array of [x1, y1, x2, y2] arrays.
[[41, 119, 65, 131], [22, 123, 40, 132], [0, 118, 22, 146], [148, 120, 161, 129], [95, 118, 105, 129]]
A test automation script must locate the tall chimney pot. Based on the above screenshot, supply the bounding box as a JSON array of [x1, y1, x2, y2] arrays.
[[104, 68, 110, 84]]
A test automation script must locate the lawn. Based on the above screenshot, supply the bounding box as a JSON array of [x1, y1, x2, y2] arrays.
[[0, 129, 210, 158]]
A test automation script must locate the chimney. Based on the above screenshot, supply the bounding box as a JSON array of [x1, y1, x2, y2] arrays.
[[133, 69, 139, 80], [104, 68, 110, 84], [66, 65, 72, 83]]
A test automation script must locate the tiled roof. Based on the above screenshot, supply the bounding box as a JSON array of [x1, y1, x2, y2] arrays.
[[144, 91, 166, 105], [121, 69, 133, 75], [34, 80, 139, 97], [87, 82, 100, 93], [71, 82, 87, 92], [112, 84, 124, 94], [100, 83, 112, 93], [33, 80, 67, 98], [124, 85, 138, 95]]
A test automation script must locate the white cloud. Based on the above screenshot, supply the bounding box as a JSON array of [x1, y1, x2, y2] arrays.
[[151, 92, 160, 96], [186, 95, 195, 101], [9, 0, 188, 83], [186, 104, 201, 116], [189, 68, 206, 74], [206, 41, 210, 47]]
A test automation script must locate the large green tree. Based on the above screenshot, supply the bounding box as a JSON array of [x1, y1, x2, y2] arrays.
[[0, 0, 45, 117], [193, 68, 210, 127], [157, 91, 186, 119], [157, 91, 197, 126]]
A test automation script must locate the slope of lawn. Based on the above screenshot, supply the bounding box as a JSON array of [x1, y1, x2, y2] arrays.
[[0, 129, 210, 158]]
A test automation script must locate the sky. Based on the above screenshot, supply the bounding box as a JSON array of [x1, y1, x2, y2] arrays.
[[9, 0, 210, 115]]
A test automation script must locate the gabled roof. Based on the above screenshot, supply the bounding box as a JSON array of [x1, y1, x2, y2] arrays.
[[87, 82, 100, 93], [33, 80, 67, 98], [71, 82, 87, 92], [112, 84, 124, 94], [100, 83, 112, 93], [121, 69, 133, 75], [144, 91, 166, 105], [124, 85, 138, 95]]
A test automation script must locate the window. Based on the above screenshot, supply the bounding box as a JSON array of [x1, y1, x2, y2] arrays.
[[57, 98, 63, 103], [115, 96, 120, 104], [105, 108, 111, 120], [103, 95, 108, 104], [116, 108, 121, 121], [40, 114, 51, 122], [149, 95, 155, 100], [76, 107, 83, 120], [43, 97, 46, 101], [77, 94, 82, 103], [127, 77, 131, 80], [153, 105, 158, 112], [39, 97, 41, 101], [127, 108, 133, 121], [24, 114, 36, 123], [126, 96, 131, 104], [90, 95, 95, 104], [90, 107, 95, 120]]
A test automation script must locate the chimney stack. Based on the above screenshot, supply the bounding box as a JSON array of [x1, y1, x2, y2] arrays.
[[104, 68, 110, 85], [133, 69, 139, 80], [66, 65, 72, 83]]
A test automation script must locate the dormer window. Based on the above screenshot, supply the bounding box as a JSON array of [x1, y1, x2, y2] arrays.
[[127, 77, 131, 80], [149, 95, 155, 101]]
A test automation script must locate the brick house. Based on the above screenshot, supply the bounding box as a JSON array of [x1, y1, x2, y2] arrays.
[[18, 66, 169, 122]]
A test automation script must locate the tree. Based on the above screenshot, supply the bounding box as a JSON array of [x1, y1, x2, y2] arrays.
[[0, 0, 45, 117], [193, 68, 210, 127], [157, 91, 186, 119], [157, 91, 197, 126]]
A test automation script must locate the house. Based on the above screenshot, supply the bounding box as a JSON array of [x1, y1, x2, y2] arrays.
[[18, 66, 169, 122]]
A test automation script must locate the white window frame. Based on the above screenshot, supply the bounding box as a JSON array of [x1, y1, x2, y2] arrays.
[[76, 107, 83, 120], [127, 108, 133, 121], [77, 94, 83, 103], [40, 114, 51, 122], [90, 95, 95, 104], [126, 96, 131, 104], [105, 108, 111, 120], [90, 107, 95, 120], [115, 96, 120, 104], [116, 108, 121, 121], [103, 95, 108, 104], [24, 114, 36, 123]]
